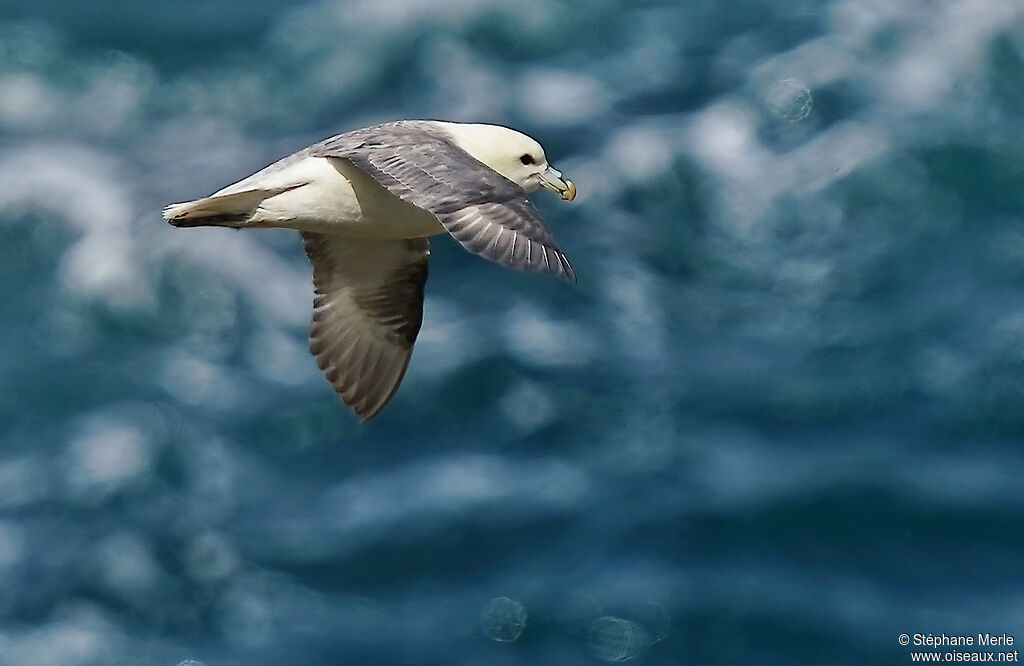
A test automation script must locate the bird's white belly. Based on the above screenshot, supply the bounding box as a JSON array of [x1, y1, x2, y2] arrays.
[[244, 156, 445, 239]]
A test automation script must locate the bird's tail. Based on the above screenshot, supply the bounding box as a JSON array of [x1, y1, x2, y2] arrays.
[[162, 186, 299, 228]]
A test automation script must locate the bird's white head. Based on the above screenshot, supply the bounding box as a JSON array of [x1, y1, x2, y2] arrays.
[[438, 122, 576, 201]]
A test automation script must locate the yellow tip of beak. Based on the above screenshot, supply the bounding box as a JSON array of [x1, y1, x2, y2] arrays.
[[561, 179, 577, 201]]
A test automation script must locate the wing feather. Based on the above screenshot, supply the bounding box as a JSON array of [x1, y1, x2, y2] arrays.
[[302, 232, 429, 421]]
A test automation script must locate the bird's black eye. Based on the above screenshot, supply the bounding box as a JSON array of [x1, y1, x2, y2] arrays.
[[520, 153, 534, 165]]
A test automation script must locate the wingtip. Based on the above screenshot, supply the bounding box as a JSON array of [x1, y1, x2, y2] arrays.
[[351, 397, 386, 423], [557, 252, 578, 284]]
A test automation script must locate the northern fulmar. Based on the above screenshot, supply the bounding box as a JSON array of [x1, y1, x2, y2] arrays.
[[163, 120, 577, 420]]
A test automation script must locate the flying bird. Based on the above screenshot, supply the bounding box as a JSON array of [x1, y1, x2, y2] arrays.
[[163, 120, 577, 420]]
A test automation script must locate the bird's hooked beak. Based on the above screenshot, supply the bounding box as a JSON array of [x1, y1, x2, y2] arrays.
[[538, 165, 577, 201]]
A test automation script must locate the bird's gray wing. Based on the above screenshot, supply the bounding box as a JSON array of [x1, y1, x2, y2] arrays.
[[301, 232, 429, 421], [308, 122, 575, 282]]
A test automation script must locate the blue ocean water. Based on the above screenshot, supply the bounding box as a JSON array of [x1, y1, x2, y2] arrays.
[[1, 1, 1023, 664]]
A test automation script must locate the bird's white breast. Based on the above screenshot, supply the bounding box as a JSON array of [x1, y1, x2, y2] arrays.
[[220, 155, 445, 239]]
